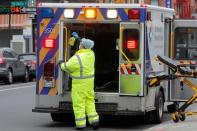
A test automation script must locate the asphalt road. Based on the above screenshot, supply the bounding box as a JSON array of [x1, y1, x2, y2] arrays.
[[1, 82, 197, 131]]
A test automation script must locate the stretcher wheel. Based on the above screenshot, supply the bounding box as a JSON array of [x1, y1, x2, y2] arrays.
[[179, 113, 186, 121], [172, 113, 179, 123]]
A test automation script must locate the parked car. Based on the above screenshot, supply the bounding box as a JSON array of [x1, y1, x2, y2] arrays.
[[18, 53, 36, 80], [0, 48, 29, 84]]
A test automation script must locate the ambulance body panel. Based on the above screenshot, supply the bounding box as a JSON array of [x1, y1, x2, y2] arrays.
[[33, 3, 174, 123]]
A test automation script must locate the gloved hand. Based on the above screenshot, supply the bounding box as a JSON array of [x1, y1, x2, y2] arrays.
[[58, 60, 64, 66], [72, 32, 79, 39]]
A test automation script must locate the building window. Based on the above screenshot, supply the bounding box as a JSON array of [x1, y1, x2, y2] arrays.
[[151, 0, 158, 5]]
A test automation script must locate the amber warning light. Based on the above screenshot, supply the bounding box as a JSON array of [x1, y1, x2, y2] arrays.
[[127, 40, 137, 49], [85, 8, 96, 19], [44, 39, 55, 48]]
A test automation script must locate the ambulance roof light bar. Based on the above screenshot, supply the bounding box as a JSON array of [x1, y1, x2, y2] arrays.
[[64, 9, 74, 18], [84, 8, 96, 19], [107, 9, 118, 19], [128, 9, 140, 19]]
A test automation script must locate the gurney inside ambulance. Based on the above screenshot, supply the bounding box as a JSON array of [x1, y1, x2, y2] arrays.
[[63, 23, 119, 92], [147, 55, 197, 122]]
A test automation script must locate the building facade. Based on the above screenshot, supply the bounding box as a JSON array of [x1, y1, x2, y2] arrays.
[[0, 0, 34, 53], [144, 0, 197, 19]]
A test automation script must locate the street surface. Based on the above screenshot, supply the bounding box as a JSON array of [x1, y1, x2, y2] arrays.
[[1, 82, 197, 131]]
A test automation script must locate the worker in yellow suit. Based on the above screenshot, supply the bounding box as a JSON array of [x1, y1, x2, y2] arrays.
[[59, 36, 99, 130]]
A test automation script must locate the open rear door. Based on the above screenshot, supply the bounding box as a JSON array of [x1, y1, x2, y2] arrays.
[[58, 21, 70, 95], [119, 23, 144, 96]]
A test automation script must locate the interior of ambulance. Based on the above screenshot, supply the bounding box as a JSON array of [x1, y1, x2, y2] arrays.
[[63, 23, 120, 92]]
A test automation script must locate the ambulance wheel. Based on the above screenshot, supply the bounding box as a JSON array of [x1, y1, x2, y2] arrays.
[[145, 91, 164, 124], [153, 91, 164, 123], [179, 113, 186, 121], [172, 113, 179, 123]]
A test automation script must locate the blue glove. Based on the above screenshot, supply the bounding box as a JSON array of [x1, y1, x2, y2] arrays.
[[72, 32, 79, 39], [58, 60, 64, 66]]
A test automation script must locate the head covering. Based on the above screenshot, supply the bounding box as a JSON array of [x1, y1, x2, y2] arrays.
[[72, 32, 79, 39], [81, 38, 94, 49]]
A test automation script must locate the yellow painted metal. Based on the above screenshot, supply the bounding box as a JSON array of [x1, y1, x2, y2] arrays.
[[170, 32, 173, 59], [119, 27, 131, 64], [64, 26, 68, 61]]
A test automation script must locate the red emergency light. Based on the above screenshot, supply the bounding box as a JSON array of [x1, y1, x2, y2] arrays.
[[44, 39, 55, 48], [128, 9, 140, 19], [127, 40, 137, 49]]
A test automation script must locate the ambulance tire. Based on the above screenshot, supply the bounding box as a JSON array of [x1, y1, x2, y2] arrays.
[[154, 91, 164, 123], [146, 91, 164, 124]]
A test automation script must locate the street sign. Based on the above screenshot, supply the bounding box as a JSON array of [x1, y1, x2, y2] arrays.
[[0, 0, 34, 14], [0, 6, 10, 14], [21, 7, 36, 13], [11, 1, 28, 7], [166, 0, 171, 8], [0, 7, 36, 14]]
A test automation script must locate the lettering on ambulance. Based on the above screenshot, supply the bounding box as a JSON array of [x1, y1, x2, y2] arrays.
[[37, 8, 64, 96], [148, 12, 165, 73], [44, 27, 56, 34]]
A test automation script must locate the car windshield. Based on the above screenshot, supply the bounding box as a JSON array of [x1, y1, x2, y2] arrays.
[[19, 54, 36, 61]]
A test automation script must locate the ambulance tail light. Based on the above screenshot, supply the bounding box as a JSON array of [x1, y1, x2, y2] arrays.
[[43, 59, 55, 88], [85, 8, 96, 19], [123, 29, 140, 61], [128, 9, 140, 19], [44, 39, 55, 48], [127, 40, 137, 49]]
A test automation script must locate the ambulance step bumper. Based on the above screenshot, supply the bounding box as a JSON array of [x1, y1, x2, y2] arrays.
[[32, 102, 118, 114], [59, 102, 118, 113], [32, 107, 61, 113]]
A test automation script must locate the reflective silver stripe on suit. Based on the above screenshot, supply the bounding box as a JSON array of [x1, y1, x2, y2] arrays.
[[71, 55, 94, 79], [88, 114, 98, 119], [63, 63, 67, 69], [75, 117, 86, 121], [89, 119, 99, 124], [76, 55, 83, 77]]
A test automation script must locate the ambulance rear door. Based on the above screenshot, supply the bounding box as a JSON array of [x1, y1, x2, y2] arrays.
[[119, 22, 144, 96]]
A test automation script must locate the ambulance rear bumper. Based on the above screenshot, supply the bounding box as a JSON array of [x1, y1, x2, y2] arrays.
[[32, 102, 144, 115], [32, 102, 118, 114]]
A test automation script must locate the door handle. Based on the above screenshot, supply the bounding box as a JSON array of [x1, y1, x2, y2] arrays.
[[130, 65, 136, 72]]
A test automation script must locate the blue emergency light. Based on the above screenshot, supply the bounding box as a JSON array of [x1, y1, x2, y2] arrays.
[[40, 8, 54, 18]]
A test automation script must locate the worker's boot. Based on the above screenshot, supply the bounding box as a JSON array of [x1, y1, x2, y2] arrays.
[[91, 122, 99, 130]]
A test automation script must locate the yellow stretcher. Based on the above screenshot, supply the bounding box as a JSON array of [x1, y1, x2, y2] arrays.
[[147, 55, 197, 123]]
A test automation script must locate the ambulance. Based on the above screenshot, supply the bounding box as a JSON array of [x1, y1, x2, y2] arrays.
[[32, 2, 174, 123]]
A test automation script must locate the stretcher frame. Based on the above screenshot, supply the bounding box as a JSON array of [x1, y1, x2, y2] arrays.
[[147, 55, 197, 122]]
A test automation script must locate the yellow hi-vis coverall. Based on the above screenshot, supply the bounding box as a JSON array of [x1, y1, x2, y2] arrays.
[[60, 49, 99, 128]]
